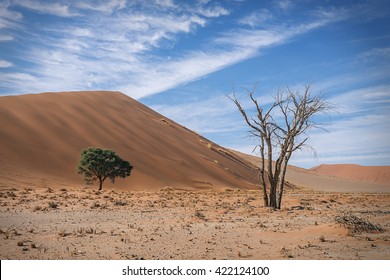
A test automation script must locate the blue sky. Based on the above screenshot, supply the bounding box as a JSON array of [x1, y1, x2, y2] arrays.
[[1, 0, 389, 168]]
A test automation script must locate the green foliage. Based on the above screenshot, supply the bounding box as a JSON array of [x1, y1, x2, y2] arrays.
[[77, 147, 133, 190]]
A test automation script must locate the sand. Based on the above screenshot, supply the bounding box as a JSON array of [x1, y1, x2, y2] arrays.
[[0, 186, 389, 260]]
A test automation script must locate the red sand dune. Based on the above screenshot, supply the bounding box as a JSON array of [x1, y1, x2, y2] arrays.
[[310, 164, 390, 186], [0, 91, 260, 190]]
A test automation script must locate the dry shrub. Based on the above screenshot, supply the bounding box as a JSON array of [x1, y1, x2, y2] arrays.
[[91, 201, 100, 209], [335, 213, 383, 233], [7, 191, 17, 198], [48, 201, 58, 209], [195, 210, 206, 220], [113, 201, 127, 206]]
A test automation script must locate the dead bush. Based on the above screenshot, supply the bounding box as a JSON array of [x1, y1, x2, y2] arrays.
[[335, 213, 383, 233], [113, 201, 127, 206], [48, 201, 58, 209], [195, 210, 206, 220]]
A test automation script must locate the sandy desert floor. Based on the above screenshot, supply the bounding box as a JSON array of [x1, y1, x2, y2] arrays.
[[0, 185, 389, 260]]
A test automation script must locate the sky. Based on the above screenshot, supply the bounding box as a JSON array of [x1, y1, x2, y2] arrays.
[[0, 0, 389, 168]]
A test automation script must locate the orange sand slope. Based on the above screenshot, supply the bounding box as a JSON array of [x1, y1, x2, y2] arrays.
[[310, 164, 390, 186], [0, 91, 261, 190]]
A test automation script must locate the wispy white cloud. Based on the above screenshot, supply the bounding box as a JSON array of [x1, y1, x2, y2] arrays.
[[13, 0, 76, 17], [0, 60, 12, 67], [297, 115, 390, 164], [360, 47, 390, 60], [0, 34, 13, 41], [143, 13, 346, 99], [155, 0, 176, 8], [120, 46, 257, 98], [71, 27, 93, 37], [75, 0, 126, 13], [196, 3, 230, 18], [0, 72, 39, 94], [214, 28, 283, 50], [0, 1, 216, 94], [275, 0, 292, 11], [120, 13, 338, 98], [238, 9, 273, 27], [328, 85, 390, 114], [0, 2, 23, 29]]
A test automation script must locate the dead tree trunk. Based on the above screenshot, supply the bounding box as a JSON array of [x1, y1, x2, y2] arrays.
[[229, 84, 332, 209], [259, 139, 269, 207], [276, 156, 288, 209]]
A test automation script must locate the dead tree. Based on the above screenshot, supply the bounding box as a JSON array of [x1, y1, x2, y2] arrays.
[[229, 84, 332, 209]]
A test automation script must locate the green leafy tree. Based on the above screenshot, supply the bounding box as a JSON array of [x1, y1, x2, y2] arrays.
[[77, 147, 133, 190]]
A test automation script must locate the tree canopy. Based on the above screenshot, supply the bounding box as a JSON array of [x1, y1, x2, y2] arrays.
[[77, 147, 133, 190]]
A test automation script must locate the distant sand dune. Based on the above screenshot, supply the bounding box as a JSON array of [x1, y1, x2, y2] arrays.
[[231, 150, 390, 193], [310, 164, 390, 186]]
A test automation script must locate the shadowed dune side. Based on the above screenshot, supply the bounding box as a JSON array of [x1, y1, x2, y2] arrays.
[[0, 91, 261, 190], [231, 150, 390, 193]]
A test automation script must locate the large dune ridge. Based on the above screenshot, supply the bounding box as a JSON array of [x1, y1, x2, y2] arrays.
[[0, 91, 260, 190]]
